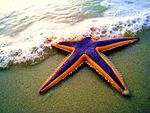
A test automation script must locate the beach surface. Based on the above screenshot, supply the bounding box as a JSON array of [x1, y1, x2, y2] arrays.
[[0, 30, 150, 113]]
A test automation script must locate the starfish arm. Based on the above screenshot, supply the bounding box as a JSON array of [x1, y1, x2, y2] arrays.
[[52, 37, 92, 52], [39, 51, 84, 93], [95, 37, 139, 52], [52, 40, 84, 52], [86, 50, 129, 95], [52, 43, 75, 52]]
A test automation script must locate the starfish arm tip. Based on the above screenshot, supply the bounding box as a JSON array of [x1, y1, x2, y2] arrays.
[[39, 90, 42, 94], [39, 88, 44, 94], [122, 89, 130, 96], [134, 36, 140, 41], [39, 87, 48, 94], [39, 84, 49, 94]]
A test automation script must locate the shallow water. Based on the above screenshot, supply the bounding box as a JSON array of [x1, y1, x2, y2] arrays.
[[0, 29, 149, 113]]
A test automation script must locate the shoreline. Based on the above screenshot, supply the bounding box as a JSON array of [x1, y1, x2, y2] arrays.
[[0, 29, 150, 113]]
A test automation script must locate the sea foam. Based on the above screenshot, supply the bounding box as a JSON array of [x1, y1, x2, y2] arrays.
[[0, 0, 150, 69]]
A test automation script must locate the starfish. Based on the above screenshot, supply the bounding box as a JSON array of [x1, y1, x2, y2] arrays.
[[40, 36, 139, 95]]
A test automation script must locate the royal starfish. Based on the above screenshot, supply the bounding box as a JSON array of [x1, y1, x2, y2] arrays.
[[40, 36, 139, 95]]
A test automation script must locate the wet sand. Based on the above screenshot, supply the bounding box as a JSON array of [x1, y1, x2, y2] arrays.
[[0, 30, 150, 113]]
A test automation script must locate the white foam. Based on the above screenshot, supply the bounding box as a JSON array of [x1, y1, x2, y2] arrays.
[[0, 0, 150, 69], [101, 0, 150, 17]]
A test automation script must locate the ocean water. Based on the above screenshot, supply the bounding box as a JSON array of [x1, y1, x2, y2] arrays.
[[0, 0, 150, 68]]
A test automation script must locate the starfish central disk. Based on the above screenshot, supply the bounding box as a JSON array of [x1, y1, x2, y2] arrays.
[[40, 37, 139, 95]]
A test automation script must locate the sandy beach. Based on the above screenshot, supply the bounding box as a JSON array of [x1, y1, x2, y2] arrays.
[[0, 29, 150, 113]]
